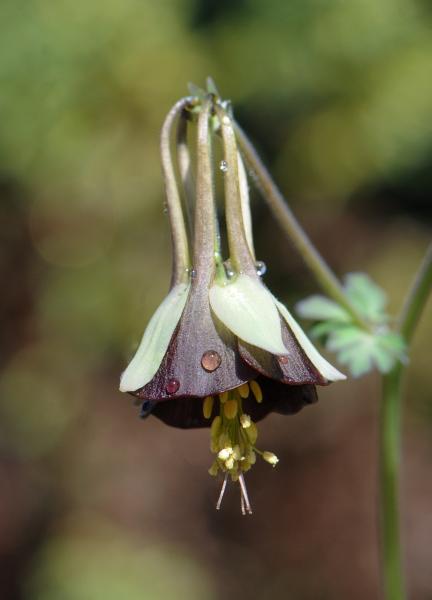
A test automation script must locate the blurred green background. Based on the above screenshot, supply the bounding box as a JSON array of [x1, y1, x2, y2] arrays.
[[1, 0, 431, 598]]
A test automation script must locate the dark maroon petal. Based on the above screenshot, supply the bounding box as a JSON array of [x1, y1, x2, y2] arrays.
[[134, 282, 255, 402], [238, 313, 328, 386], [150, 396, 216, 429], [149, 394, 273, 429], [148, 377, 318, 429], [258, 379, 318, 415]]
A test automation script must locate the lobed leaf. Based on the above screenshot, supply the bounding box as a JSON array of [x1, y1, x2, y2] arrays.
[[296, 295, 351, 322], [295, 272, 406, 378], [344, 272, 388, 322]]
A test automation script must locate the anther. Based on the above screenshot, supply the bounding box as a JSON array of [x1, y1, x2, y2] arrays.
[[224, 399, 238, 419], [219, 391, 228, 403], [203, 396, 214, 419], [238, 383, 250, 399], [263, 451, 279, 466], [240, 414, 252, 428], [250, 380, 263, 403]]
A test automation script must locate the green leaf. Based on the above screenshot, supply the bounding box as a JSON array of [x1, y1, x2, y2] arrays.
[[310, 321, 347, 339], [344, 272, 388, 322], [325, 325, 406, 377], [295, 272, 403, 378], [296, 295, 351, 322], [337, 345, 373, 378]]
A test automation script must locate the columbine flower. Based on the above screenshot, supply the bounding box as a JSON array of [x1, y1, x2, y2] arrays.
[[120, 91, 345, 514]]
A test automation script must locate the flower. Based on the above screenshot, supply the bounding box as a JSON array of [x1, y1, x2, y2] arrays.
[[120, 91, 345, 514]]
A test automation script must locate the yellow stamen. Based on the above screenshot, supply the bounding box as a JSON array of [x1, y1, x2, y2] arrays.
[[240, 414, 251, 428], [246, 422, 258, 445], [208, 461, 219, 476], [238, 382, 250, 399], [218, 447, 232, 460], [250, 380, 263, 403], [232, 445, 242, 460], [247, 449, 256, 465], [210, 416, 222, 437], [203, 395, 214, 419], [225, 457, 235, 470], [219, 391, 228, 403], [224, 399, 238, 419], [263, 451, 279, 466]]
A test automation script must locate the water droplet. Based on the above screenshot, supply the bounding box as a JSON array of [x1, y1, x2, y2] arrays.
[[223, 259, 234, 279], [163, 202, 168, 214], [279, 356, 289, 364], [255, 261, 267, 276], [201, 350, 222, 372], [219, 160, 228, 173], [186, 267, 197, 279], [166, 378, 180, 394]]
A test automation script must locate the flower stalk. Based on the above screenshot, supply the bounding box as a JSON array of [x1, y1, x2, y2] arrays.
[[380, 244, 431, 600]]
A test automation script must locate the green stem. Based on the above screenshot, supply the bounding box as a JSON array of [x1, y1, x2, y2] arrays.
[[233, 121, 370, 331], [379, 244, 432, 600], [398, 243, 432, 344], [380, 364, 405, 600]]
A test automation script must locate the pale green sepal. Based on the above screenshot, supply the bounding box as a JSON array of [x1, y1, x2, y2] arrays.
[[209, 274, 286, 355], [274, 298, 347, 382], [119, 283, 190, 392]]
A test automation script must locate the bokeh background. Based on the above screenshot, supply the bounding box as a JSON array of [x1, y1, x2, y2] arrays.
[[1, 1, 431, 598]]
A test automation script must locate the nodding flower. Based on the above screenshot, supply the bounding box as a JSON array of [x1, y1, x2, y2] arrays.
[[119, 91, 345, 514]]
